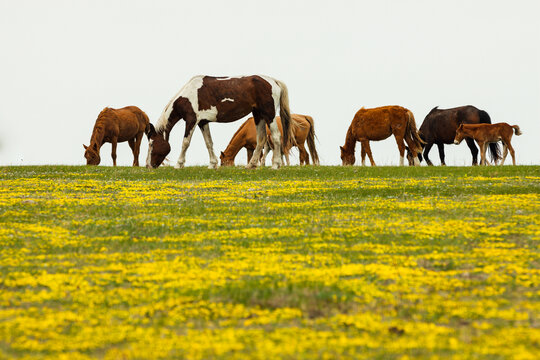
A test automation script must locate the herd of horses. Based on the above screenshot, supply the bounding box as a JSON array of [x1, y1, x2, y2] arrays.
[[84, 75, 523, 168]]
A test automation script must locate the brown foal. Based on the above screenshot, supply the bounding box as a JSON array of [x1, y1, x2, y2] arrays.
[[454, 123, 522, 165]]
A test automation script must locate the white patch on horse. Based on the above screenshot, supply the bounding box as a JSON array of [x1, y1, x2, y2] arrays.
[[259, 75, 280, 117], [221, 98, 234, 102], [155, 75, 204, 132], [198, 106, 218, 121], [400, 156, 405, 166]]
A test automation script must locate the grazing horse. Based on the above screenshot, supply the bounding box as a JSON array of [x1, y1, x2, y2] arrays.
[[416, 106, 501, 166], [340, 106, 423, 166], [220, 114, 320, 166], [146, 75, 293, 170], [83, 106, 149, 166], [454, 123, 522, 165]]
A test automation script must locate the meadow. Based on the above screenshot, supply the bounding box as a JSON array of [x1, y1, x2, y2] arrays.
[[0, 165, 539, 359]]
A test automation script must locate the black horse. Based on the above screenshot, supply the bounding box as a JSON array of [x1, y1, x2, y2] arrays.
[[411, 106, 501, 166]]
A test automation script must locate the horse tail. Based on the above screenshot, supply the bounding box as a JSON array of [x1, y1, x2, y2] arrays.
[[406, 110, 425, 150], [303, 115, 320, 165], [274, 79, 293, 150], [512, 125, 523, 136], [478, 109, 502, 163]]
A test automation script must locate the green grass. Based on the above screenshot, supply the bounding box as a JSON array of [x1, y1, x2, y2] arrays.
[[0, 165, 539, 359]]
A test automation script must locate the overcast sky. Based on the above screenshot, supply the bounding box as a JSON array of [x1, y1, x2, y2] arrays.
[[1, 0, 538, 166]]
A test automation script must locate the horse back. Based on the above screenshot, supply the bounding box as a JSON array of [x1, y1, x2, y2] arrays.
[[352, 106, 409, 140], [421, 105, 486, 144], [98, 106, 148, 142]]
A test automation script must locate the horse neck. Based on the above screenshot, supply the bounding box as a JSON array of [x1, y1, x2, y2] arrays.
[[343, 126, 357, 154], [222, 131, 246, 160], [90, 122, 106, 148]]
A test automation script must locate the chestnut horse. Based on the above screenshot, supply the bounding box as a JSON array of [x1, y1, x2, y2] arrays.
[[340, 106, 423, 166], [454, 123, 522, 165], [416, 106, 501, 166], [146, 75, 293, 170], [220, 114, 320, 166], [84, 106, 149, 166]]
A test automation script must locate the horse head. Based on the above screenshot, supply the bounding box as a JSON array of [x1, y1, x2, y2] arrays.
[[145, 123, 171, 168], [340, 146, 355, 166], [454, 124, 466, 145], [220, 151, 235, 167], [83, 143, 100, 165], [406, 146, 423, 166]]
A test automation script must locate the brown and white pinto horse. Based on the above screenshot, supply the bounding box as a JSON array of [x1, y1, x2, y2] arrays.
[[454, 123, 522, 165], [84, 106, 149, 166], [220, 114, 320, 166], [146, 75, 293, 170], [340, 106, 423, 166]]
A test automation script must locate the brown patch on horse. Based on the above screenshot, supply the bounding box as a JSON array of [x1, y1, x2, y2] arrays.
[[340, 106, 423, 166], [84, 106, 149, 166], [220, 114, 319, 166], [454, 123, 522, 165]]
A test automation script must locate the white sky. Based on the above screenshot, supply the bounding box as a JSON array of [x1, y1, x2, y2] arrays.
[[1, 0, 539, 166]]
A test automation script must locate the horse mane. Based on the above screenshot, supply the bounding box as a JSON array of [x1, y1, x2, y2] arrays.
[[231, 118, 251, 140], [89, 108, 115, 147], [428, 106, 439, 114]]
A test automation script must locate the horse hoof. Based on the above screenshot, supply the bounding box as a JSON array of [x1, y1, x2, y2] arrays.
[[174, 163, 184, 169], [246, 163, 257, 169]]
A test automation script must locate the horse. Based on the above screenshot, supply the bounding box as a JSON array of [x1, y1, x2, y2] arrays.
[[220, 114, 320, 167], [454, 123, 522, 165], [416, 105, 501, 166], [340, 106, 423, 166], [83, 106, 149, 166], [145, 75, 293, 170]]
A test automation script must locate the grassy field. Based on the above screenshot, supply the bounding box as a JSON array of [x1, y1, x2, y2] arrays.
[[0, 165, 539, 359]]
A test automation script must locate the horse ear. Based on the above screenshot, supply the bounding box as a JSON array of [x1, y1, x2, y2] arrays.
[[339, 146, 344, 151], [83, 144, 88, 150], [220, 151, 225, 157]]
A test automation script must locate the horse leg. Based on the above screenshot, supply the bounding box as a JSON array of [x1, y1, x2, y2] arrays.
[[111, 137, 118, 166], [361, 140, 376, 166], [506, 142, 516, 165], [128, 139, 137, 166], [394, 135, 406, 166], [247, 148, 254, 165], [479, 142, 487, 165], [423, 143, 434, 166], [436, 143, 446, 166], [465, 138, 479, 166], [131, 133, 143, 167], [500, 143, 508, 165], [261, 142, 270, 166], [298, 143, 309, 165], [198, 121, 218, 169], [247, 120, 267, 169], [268, 118, 283, 169], [361, 145, 366, 166], [175, 118, 197, 169], [284, 147, 290, 166]]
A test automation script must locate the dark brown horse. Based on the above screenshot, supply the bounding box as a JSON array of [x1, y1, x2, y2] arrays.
[[146, 75, 293, 170], [220, 114, 319, 166], [416, 106, 501, 165], [340, 106, 423, 166], [84, 106, 149, 166], [454, 123, 522, 165]]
